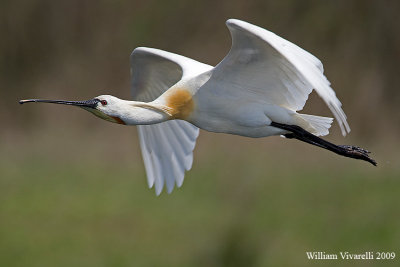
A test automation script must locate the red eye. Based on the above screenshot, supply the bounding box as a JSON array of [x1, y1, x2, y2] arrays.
[[100, 100, 108, 105]]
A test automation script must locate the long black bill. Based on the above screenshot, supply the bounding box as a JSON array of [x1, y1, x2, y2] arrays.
[[19, 98, 100, 109]]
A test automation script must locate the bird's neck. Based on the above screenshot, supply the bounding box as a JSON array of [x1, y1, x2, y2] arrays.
[[119, 101, 171, 125]]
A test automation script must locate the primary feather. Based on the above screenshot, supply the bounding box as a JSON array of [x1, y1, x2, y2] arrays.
[[208, 19, 350, 135], [130, 47, 211, 195]]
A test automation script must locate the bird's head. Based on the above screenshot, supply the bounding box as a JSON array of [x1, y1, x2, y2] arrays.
[[19, 95, 127, 125]]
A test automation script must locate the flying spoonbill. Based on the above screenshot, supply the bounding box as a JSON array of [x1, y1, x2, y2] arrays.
[[20, 19, 376, 195]]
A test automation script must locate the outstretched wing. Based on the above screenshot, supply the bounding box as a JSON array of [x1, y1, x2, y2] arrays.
[[207, 19, 350, 135], [130, 47, 212, 195]]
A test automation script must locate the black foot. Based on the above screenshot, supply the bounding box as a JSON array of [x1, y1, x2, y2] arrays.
[[338, 145, 377, 166]]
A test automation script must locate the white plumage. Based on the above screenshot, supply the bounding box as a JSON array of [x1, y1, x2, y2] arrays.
[[21, 19, 376, 195], [130, 47, 212, 194], [129, 19, 349, 194]]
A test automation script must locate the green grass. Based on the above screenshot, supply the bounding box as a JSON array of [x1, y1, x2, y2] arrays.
[[0, 137, 399, 267]]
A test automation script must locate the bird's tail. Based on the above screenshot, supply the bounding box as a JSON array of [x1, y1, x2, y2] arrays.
[[296, 114, 333, 136]]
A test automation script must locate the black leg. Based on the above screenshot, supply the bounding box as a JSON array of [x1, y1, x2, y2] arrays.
[[270, 122, 377, 166]]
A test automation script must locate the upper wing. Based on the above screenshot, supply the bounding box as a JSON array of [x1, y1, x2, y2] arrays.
[[130, 47, 212, 195], [131, 47, 211, 101], [208, 19, 350, 135]]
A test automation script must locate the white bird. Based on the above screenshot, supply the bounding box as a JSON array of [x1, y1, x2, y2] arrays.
[[20, 19, 376, 195]]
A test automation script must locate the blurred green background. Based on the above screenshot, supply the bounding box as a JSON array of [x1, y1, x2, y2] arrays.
[[1, 0, 399, 266]]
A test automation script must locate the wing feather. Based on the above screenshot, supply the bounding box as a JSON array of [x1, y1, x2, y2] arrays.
[[209, 19, 350, 135], [131, 47, 211, 194]]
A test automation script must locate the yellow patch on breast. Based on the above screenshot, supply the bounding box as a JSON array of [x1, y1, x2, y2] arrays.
[[166, 88, 194, 120]]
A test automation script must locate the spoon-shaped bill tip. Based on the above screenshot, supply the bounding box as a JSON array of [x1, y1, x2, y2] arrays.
[[19, 99, 38, 104]]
